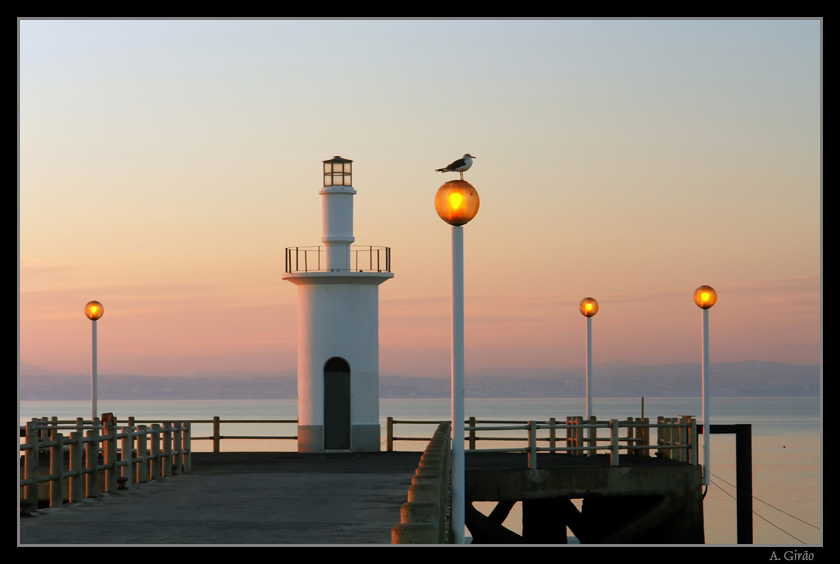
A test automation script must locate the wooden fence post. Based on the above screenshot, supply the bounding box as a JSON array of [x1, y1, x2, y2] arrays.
[[69, 429, 84, 503], [85, 427, 99, 497], [610, 420, 619, 466], [172, 422, 182, 475], [120, 426, 133, 489], [50, 430, 64, 508], [527, 421, 537, 469], [213, 416, 221, 453], [656, 416, 665, 459], [387, 417, 394, 452], [565, 416, 574, 455], [182, 422, 192, 473], [548, 417, 556, 452], [689, 417, 698, 465], [150, 424, 161, 480], [469, 416, 477, 450], [589, 415, 598, 457], [136, 425, 148, 483], [163, 423, 173, 477], [24, 420, 39, 510], [104, 421, 117, 493]]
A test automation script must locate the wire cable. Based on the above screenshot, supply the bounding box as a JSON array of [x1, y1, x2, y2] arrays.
[[711, 472, 820, 530], [709, 474, 818, 544]]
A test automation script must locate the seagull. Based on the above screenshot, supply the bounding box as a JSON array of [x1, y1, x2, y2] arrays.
[[436, 154, 476, 180]]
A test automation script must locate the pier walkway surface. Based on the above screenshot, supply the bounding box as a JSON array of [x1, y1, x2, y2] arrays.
[[19, 452, 421, 545]]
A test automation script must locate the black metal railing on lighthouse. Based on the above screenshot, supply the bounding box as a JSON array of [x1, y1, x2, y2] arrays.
[[285, 246, 391, 274]]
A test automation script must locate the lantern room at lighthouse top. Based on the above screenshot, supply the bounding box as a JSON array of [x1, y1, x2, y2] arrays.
[[324, 156, 352, 187]]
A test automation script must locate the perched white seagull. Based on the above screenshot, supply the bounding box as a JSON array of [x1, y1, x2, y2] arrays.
[[436, 154, 476, 180]]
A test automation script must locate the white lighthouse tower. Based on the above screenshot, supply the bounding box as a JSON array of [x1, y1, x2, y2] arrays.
[[283, 156, 393, 453]]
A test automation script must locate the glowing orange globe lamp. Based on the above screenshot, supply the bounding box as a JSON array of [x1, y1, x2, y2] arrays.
[[85, 301, 104, 320], [693, 285, 717, 309], [434, 180, 480, 226], [579, 297, 599, 317]]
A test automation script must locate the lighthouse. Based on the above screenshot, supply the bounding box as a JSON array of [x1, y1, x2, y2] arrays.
[[283, 156, 393, 453]]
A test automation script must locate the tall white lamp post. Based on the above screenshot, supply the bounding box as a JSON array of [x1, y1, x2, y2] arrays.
[[693, 285, 717, 489], [435, 179, 480, 544], [579, 298, 599, 421], [84, 301, 104, 422]]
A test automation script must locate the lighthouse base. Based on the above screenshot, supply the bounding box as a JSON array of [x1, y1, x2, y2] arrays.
[[297, 424, 381, 453]]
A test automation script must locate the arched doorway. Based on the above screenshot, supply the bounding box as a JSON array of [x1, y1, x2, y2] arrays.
[[323, 357, 351, 450]]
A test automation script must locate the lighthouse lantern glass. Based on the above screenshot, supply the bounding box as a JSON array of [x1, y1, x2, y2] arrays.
[[323, 156, 352, 187]]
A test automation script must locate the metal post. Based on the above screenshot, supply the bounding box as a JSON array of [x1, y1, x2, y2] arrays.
[[451, 224, 465, 544], [586, 316, 592, 419], [91, 319, 97, 421], [702, 308, 710, 488], [735, 424, 753, 544]]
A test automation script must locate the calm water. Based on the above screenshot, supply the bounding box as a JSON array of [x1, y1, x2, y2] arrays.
[[19, 397, 821, 545]]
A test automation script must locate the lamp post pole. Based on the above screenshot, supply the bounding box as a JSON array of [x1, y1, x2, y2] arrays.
[[586, 315, 592, 418], [579, 297, 599, 454], [693, 285, 716, 489], [435, 178, 479, 544], [451, 224, 465, 544], [702, 306, 710, 486], [85, 301, 104, 423], [91, 317, 98, 422]]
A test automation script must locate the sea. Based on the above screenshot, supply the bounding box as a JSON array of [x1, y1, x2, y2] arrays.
[[19, 396, 822, 546]]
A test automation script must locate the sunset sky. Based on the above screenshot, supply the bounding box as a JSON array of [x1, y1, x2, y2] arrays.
[[19, 19, 821, 380]]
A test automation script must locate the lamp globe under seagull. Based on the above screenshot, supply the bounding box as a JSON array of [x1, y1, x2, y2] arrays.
[[436, 154, 476, 180]]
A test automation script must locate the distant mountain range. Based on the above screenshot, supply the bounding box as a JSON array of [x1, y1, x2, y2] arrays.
[[18, 361, 820, 400]]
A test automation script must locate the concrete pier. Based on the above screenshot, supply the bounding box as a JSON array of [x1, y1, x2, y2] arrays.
[[19, 452, 420, 545], [465, 452, 704, 544]]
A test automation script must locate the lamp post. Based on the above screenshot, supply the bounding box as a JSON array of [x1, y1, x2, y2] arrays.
[[435, 179, 480, 544], [84, 301, 104, 422], [693, 285, 717, 489], [579, 298, 599, 421]]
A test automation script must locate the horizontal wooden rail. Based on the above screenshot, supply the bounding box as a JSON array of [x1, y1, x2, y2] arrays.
[[386, 415, 698, 469]]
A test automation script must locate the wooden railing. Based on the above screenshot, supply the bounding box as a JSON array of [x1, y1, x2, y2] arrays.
[[136, 417, 298, 453], [19, 417, 191, 514], [386, 415, 698, 469]]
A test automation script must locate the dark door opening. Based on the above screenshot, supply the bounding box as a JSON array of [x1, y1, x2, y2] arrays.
[[324, 357, 351, 450]]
